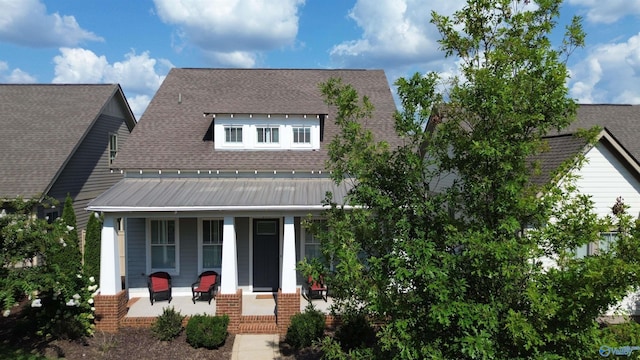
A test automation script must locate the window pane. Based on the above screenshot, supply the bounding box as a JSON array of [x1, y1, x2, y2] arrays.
[[167, 221, 175, 244], [305, 244, 321, 259], [151, 245, 175, 268], [272, 128, 279, 142], [256, 221, 277, 235], [257, 128, 264, 142], [151, 220, 162, 244], [225, 127, 242, 142], [203, 245, 222, 268]]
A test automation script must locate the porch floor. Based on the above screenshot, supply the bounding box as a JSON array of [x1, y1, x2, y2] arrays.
[[125, 293, 334, 318]]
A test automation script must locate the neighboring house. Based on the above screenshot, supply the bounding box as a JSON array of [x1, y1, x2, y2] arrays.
[[431, 104, 640, 315], [87, 68, 400, 332], [0, 84, 136, 231]]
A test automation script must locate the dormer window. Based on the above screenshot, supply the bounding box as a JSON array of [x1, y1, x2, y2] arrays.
[[213, 114, 322, 150], [292, 126, 311, 144], [224, 126, 243, 143], [257, 126, 279, 144]]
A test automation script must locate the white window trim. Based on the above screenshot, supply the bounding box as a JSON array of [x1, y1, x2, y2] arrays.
[[291, 125, 313, 149], [146, 218, 180, 276], [109, 133, 118, 166], [300, 218, 324, 261], [223, 125, 244, 146], [255, 125, 281, 148], [197, 218, 224, 274]]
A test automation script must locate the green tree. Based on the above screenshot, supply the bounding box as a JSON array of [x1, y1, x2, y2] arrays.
[[0, 198, 96, 339], [317, 0, 640, 359], [51, 194, 82, 278], [83, 212, 102, 284]]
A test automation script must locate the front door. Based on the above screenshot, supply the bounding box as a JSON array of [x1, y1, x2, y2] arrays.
[[253, 219, 279, 292]]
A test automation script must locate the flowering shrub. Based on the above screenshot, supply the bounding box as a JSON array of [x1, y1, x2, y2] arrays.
[[0, 198, 96, 339]]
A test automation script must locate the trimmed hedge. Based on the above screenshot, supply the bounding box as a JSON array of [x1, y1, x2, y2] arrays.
[[285, 305, 326, 349], [186, 314, 229, 349]]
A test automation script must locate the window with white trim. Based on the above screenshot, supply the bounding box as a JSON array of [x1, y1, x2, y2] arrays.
[[149, 219, 178, 273], [257, 126, 279, 144], [292, 126, 311, 144], [202, 219, 223, 269], [574, 231, 617, 258], [109, 133, 118, 165], [304, 220, 326, 260], [224, 126, 243, 143]]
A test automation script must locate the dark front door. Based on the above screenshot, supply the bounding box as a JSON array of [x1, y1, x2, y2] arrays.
[[253, 219, 280, 292]]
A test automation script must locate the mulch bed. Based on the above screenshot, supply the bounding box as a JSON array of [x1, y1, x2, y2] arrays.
[[0, 297, 322, 359]]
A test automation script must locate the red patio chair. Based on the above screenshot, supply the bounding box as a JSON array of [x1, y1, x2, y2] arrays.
[[191, 271, 219, 304], [307, 275, 328, 302], [148, 271, 172, 305]]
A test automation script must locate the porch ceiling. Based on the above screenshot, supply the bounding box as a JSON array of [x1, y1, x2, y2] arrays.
[[87, 177, 352, 212]]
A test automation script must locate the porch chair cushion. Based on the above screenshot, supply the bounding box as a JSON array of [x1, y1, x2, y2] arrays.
[[148, 271, 172, 305], [307, 275, 328, 302], [191, 271, 219, 304]]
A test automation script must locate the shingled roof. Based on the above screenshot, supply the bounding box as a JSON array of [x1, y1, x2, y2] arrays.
[[564, 104, 640, 163], [113, 68, 399, 172], [0, 84, 134, 199]]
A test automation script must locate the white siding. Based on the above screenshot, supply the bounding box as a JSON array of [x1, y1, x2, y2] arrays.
[[573, 142, 640, 218]]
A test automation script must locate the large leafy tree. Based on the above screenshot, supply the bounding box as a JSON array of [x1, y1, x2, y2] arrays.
[[0, 198, 96, 339], [316, 0, 640, 358]]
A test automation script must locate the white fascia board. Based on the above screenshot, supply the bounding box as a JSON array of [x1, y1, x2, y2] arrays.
[[86, 204, 356, 213]]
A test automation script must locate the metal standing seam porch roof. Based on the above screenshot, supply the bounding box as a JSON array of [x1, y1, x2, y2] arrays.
[[87, 177, 353, 212]]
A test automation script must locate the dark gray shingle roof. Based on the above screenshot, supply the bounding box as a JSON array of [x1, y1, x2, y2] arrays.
[[566, 104, 640, 162], [114, 68, 399, 171], [0, 84, 129, 199]]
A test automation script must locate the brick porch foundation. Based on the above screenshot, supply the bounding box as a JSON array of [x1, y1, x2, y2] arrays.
[[216, 289, 243, 333], [276, 288, 301, 335], [94, 290, 128, 333]]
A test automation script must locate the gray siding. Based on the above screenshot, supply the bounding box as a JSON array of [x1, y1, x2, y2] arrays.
[[236, 217, 250, 286], [126, 218, 146, 289], [49, 113, 132, 230], [175, 218, 197, 287]]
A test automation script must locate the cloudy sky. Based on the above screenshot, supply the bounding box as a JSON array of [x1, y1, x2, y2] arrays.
[[0, 0, 638, 119]]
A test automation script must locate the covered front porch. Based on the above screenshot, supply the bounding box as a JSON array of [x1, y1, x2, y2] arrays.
[[88, 176, 348, 333], [124, 293, 334, 318]]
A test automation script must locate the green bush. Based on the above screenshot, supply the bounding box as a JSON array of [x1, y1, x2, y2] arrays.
[[334, 313, 377, 352], [83, 212, 102, 283], [151, 307, 184, 341], [186, 314, 229, 349], [285, 304, 326, 349]]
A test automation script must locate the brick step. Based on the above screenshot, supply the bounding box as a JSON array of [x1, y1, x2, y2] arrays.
[[238, 315, 278, 334]]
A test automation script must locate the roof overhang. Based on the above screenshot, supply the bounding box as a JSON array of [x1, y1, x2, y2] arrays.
[[87, 177, 353, 213]]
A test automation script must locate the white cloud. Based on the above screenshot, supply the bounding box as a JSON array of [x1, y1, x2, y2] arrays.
[[152, 0, 304, 67], [567, 0, 640, 24], [0, 0, 102, 47], [569, 33, 640, 104], [330, 0, 464, 69], [53, 48, 172, 119], [0, 61, 37, 82], [203, 50, 258, 68]]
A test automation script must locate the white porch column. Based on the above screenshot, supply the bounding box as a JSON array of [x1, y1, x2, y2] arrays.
[[99, 214, 121, 295], [220, 216, 238, 294], [281, 216, 297, 293]]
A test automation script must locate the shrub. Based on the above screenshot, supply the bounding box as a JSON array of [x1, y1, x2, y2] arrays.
[[186, 314, 229, 349], [83, 212, 102, 283], [285, 304, 325, 349], [151, 307, 184, 341], [334, 313, 377, 352]]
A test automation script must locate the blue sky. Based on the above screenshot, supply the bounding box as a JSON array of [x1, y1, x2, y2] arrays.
[[1, 0, 639, 119]]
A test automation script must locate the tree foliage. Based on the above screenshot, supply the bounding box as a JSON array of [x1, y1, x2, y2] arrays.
[[0, 197, 96, 339], [84, 212, 102, 283], [316, 0, 640, 359]]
